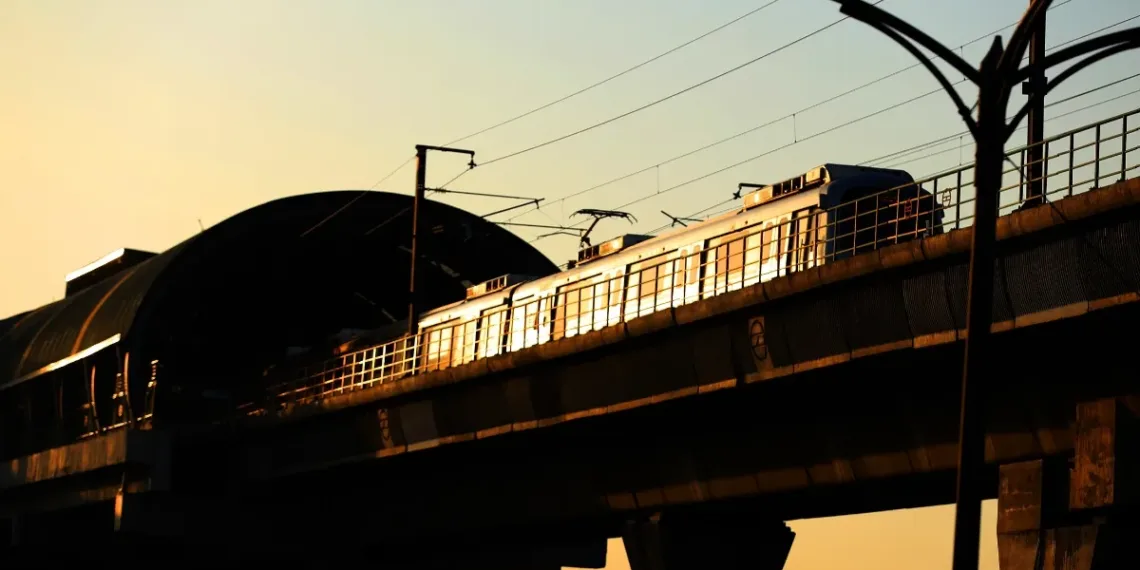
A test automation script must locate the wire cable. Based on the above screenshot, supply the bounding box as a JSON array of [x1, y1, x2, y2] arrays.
[[475, 0, 888, 168], [881, 86, 1140, 171], [443, 0, 785, 146], [509, 0, 1084, 222], [299, 155, 415, 238], [634, 86, 1140, 239]]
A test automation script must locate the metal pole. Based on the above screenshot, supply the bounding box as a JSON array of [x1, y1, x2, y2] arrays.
[[1024, 4, 1047, 206], [951, 40, 1004, 570], [405, 144, 476, 337], [408, 144, 428, 336]]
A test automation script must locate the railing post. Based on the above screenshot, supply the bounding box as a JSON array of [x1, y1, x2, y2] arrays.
[[1122, 115, 1129, 182], [1094, 124, 1102, 189]]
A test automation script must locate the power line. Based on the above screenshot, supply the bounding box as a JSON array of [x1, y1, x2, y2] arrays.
[[863, 8, 1134, 168], [443, 0, 785, 146], [535, 70, 1139, 243], [881, 86, 1140, 171], [607, 84, 957, 214], [641, 85, 1140, 239], [298, 155, 415, 238], [474, 0, 888, 169], [524, 81, 955, 242], [510, 0, 1084, 222]]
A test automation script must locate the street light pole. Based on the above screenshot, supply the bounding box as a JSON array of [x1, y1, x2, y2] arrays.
[[829, 1, 1140, 568], [408, 144, 476, 336], [952, 40, 1003, 570]]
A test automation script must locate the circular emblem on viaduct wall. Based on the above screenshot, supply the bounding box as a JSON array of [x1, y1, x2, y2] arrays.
[[750, 318, 768, 361]]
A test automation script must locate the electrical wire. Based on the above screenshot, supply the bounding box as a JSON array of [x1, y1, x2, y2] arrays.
[[443, 0, 785, 146], [509, 0, 1085, 222], [881, 86, 1140, 171], [474, 0, 888, 168], [298, 155, 415, 238], [642, 86, 1140, 239], [532, 75, 1139, 244]]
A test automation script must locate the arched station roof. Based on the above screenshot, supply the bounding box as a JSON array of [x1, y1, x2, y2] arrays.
[[0, 190, 559, 388]]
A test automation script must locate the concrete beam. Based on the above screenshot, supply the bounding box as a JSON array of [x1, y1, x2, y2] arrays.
[[997, 397, 1140, 570]]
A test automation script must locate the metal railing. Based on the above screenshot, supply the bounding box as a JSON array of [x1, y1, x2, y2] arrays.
[[257, 107, 1139, 411]]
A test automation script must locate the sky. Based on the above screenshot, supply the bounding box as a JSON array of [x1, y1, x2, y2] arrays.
[[2, 0, 1137, 567]]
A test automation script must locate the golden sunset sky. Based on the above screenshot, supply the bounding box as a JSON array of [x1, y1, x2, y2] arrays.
[[3, 1, 1137, 567]]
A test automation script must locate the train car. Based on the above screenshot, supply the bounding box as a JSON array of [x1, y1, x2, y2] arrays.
[[406, 163, 944, 377]]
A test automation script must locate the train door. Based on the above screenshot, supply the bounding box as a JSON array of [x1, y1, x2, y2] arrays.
[[477, 306, 508, 359], [788, 207, 826, 273], [534, 289, 556, 347], [702, 234, 744, 298], [452, 318, 478, 367], [423, 321, 457, 372], [626, 254, 669, 318], [679, 243, 702, 305]]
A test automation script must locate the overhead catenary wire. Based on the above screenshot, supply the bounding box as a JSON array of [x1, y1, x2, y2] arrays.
[[638, 86, 1140, 239], [870, 69, 1140, 170], [508, 0, 1084, 223], [473, 0, 889, 169], [298, 155, 415, 238], [443, 0, 785, 146], [863, 10, 1139, 167], [880, 85, 1140, 171], [324, 0, 1096, 239], [558, 5, 1126, 225], [528, 83, 956, 242], [535, 73, 1138, 244]]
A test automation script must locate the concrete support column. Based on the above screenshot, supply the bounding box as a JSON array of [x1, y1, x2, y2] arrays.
[[622, 511, 795, 570], [997, 397, 1140, 570]]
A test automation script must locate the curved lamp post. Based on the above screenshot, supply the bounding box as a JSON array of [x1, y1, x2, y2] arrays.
[[829, 1, 1140, 568]]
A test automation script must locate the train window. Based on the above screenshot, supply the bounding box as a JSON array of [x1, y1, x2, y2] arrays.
[[425, 326, 452, 371], [727, 238, 744, 290], [607, 276, 623, 325], [639, 266, 657, 316], [554, 293, 567, 340], [658, 261, 671, 309], [579, 284, 595, 333], [565, 287, 584, 338], [538, 295, 554, 344], [455, 320, 477, 366], [479, 309, 505, 358], [592, 281, 609, 331], [744, 230, 763, 286], [524, 301, 539, 348], [624, 271, 641, 317], [669, 259, 684, 307], [510, 304, 527, 351]]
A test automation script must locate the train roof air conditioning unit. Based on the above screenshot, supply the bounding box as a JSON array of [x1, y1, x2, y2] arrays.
[[465, 273, 532, 300], [577, 234, 653, 265]]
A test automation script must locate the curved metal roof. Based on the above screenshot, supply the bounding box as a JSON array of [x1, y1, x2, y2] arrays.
[[0, 190, 558, 388]]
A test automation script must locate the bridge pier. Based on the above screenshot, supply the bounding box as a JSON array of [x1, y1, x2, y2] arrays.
[[997, 397, 1140, 570], [621, 511, 795, 570]]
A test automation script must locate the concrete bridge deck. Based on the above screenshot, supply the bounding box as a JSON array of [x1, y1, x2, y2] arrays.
[[221, 178, 1140, 538]]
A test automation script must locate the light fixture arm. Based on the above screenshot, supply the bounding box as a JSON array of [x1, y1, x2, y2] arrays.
[[999, 0, 1053, 74], [1005, 38, 1140, 139], [836, 0, 981, 83], [1011, 28, 1140, 84], [857, 16, 980, 135]]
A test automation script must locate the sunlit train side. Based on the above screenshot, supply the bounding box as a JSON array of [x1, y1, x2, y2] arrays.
[[410, 163, 943, 373]]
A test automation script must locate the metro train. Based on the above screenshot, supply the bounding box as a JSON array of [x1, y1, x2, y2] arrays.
[[277, 163, 944, 398]]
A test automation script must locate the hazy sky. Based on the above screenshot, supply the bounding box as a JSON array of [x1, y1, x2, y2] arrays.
[[3, 1, 1137, 567]]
